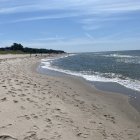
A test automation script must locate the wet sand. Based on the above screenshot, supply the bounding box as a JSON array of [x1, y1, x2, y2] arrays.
[[93, 81, 140, 113], [38, 65, 140, 113], [0, 54, 140, 140]]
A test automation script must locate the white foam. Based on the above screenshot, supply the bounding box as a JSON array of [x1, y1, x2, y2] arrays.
[[103, 54, 140, 64], [40, 57, 140, 92], [116, 57, 140, 64], [103, 54, 135, 58]]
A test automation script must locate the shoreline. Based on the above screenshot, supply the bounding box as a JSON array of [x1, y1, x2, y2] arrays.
[[0, 54, 140, 139], [36, 57, 140, 129], [38, 62, 140, 113]]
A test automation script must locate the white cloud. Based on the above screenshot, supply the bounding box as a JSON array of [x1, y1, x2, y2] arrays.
[[0, 0, 139, 32], [82, 25, 101, 31], [11, 12, 80, 23], [0, 0, 140, 15], [34, 36, 65, 42], [0, 5, 37, 14], [85, 33, 94, 40], [0, 0, 140, 47]]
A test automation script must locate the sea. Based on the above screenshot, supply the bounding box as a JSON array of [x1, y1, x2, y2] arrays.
[[38, 50, 140, 112]]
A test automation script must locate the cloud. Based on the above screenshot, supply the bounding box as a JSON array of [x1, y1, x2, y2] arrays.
[[85, 33, 94, 40], [0, 0, 140, 15], [34, 36, 65, 42], [1, 0, 139, 32], [0, 0, 140, 47], [82, 25, 101, 31], [0, 5, 37, 14], [11, 12, 80, 23]]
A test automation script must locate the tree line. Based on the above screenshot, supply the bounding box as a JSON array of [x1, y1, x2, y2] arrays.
[[0, 43, 65, 54]]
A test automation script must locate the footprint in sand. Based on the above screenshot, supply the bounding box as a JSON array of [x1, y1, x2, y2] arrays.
[[18, 94, 26, 97], [0, 135, 17, 140], [17, 115, 30, 120], [20, 106, 26, 110], [31, 125, 39, 131], [2, 86, 7, 88], [23, 133, 37, 140], [0, 124, 12, 129], [73, 126, 89, 139], [13, 100, 18, 103], [31, 114, 38, 119], [1, 97, 7, 102], [103, 114, 115, 124]]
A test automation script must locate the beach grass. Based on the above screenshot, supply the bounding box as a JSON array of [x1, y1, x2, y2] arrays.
[[0, 50, 26, 54]]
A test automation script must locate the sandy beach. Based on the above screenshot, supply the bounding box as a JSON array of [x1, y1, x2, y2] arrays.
[[0, 54, 140, 140]]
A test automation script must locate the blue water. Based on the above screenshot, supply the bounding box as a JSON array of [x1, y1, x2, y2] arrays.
[[41, 50, 140, 92]]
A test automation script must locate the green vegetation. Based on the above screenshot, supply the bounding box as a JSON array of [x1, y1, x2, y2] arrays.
[[0, 43, 65, 54]]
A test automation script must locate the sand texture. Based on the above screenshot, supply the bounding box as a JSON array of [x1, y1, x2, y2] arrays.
[[0, 54, 140, 140]]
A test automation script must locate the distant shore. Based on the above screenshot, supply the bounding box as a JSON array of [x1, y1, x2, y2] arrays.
[[0, 54, 139, 139]]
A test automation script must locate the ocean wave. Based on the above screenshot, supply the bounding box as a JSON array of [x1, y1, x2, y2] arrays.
[[41, 53, 76, 63], [40, 57, 140, 92], [103, 54, 135, 58], [102, 54, 140, 64], [116, 57, 140, 64]]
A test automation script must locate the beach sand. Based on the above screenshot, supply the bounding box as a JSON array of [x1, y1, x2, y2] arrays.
[[0, 54, 140, 140]]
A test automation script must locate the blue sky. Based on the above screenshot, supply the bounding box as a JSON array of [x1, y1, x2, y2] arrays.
[[0, 0, 140, 52]]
